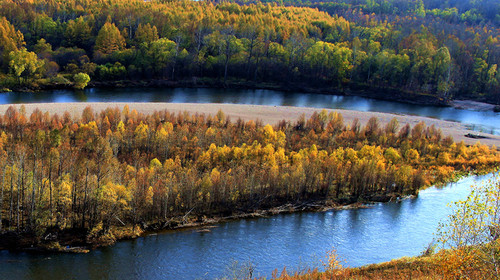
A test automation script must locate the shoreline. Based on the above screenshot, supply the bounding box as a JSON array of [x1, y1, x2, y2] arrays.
[[449, 99, 499, 111], [0, 195, 400, 253], [12, 79, 453, 107], [0, 102, 498, 147], [9, 78, 500, 109]]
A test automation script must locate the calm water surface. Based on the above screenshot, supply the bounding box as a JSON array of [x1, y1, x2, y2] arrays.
[[1, 88, 499, 134], [0, 174, 493, 280]]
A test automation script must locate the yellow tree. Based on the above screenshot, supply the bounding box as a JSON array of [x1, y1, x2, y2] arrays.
[[437, 173, 500, 279], [73, 73, 90, 89], [100, 182, 131, 226], [0, 17, 25, 68], [94, 22, 126, 55], [9, 48, 45, 84], [134, 23, 159, 46], [55, 174, 73, 228]]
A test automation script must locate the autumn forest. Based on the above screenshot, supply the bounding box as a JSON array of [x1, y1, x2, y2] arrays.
[[0, 105, 498, 248], [0, 0, 499, 103], [0, 0, 500, 278]]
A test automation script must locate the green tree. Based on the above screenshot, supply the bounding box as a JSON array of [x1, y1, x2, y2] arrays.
[[305, 41, 352, 83], [33, 38, 53, 58], [434, 46, 452, 99], [414, 0, 426, 17], [9, 48, 45, 84], [32, 13, 58, 43], [145, 38, 177, 77], [65, 16, 93, 50], [221, 29, 244, 84], [486, 64, 499, 90], [73, 72, 91, 89]]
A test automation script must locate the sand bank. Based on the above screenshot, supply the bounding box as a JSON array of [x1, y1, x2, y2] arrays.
[[450, 100, 497, 111], [0, 102, 498, 147]]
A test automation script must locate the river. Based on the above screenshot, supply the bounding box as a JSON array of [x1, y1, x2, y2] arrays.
[[1, 87, 499, 134], [0, 174, 493, 279]]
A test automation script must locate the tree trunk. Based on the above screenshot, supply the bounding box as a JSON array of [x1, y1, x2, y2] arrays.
[[49, 157, 53, 222], [30, 155, 36, 229], [0, 168, 5, 231], [9, 169, 13, 229], [82, 167, 89, 229], [224, 55, 229, 85]]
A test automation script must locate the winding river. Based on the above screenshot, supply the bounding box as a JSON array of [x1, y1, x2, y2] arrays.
[[0, 88, 499, 279], [1, 87, 499, 134], [0, 174, 494, 279]]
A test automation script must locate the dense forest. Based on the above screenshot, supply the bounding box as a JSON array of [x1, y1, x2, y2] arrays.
[[0, 105, 498, 248], [0, 0, 499, 103]]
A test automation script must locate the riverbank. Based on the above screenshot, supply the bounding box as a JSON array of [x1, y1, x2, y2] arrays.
[[12, 77, 500, 109], [276, 253, 444, 279], [11, 78, 453, 107], [87, 79, 453, 107], [0, 102, 498, 147], [0, 197, 386, 253], [449, 99, 500, 111]]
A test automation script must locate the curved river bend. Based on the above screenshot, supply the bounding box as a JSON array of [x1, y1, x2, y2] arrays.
[[2, 87, 499, 134], [0, 174, 493, 279]]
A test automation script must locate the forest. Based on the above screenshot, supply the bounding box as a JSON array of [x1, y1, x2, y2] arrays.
[[0, 0, 498, 104], [0, 105, 498, 248]]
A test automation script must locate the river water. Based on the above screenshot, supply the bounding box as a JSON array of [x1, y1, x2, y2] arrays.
[[0, 174, 494, 279], [1, 88, 499, 134]]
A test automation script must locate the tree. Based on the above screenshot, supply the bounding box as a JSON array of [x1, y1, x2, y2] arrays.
[[0, 17, 25, 68], [204, 29, 244, 84], [305, 41, 352, 83], [437, 173, 500, 279], [134, 23, 159, 46], [434, 46, 452, 99], [32, 13, 58, 44], [144, 38, 177, 77], [486, 64, 499, 93], [9, 48, 45, 84], [95, 22, 126, 55], [414, 0, 426, 17], [65, 16, 93, 51], [221, 29, 244, 84], [33, 38, 53, 60], [73, 73, 91, 89]]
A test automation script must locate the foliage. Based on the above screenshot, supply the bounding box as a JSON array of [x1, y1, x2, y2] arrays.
[[94, 22, 126, 56], [0, 16, 24, 68], [0, 0, 497, 102], [0, 106, 497, 237], [73, 72, 90, 89], [8, 48, 44, 83], [272, 254, 442, 279], [436, 172, 500, 279]]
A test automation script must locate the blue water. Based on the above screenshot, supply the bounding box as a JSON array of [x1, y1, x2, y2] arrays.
[[0, 174, 492, 280]]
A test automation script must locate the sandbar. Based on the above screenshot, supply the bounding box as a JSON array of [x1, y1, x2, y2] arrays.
[[0, 102, 498, 147]]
